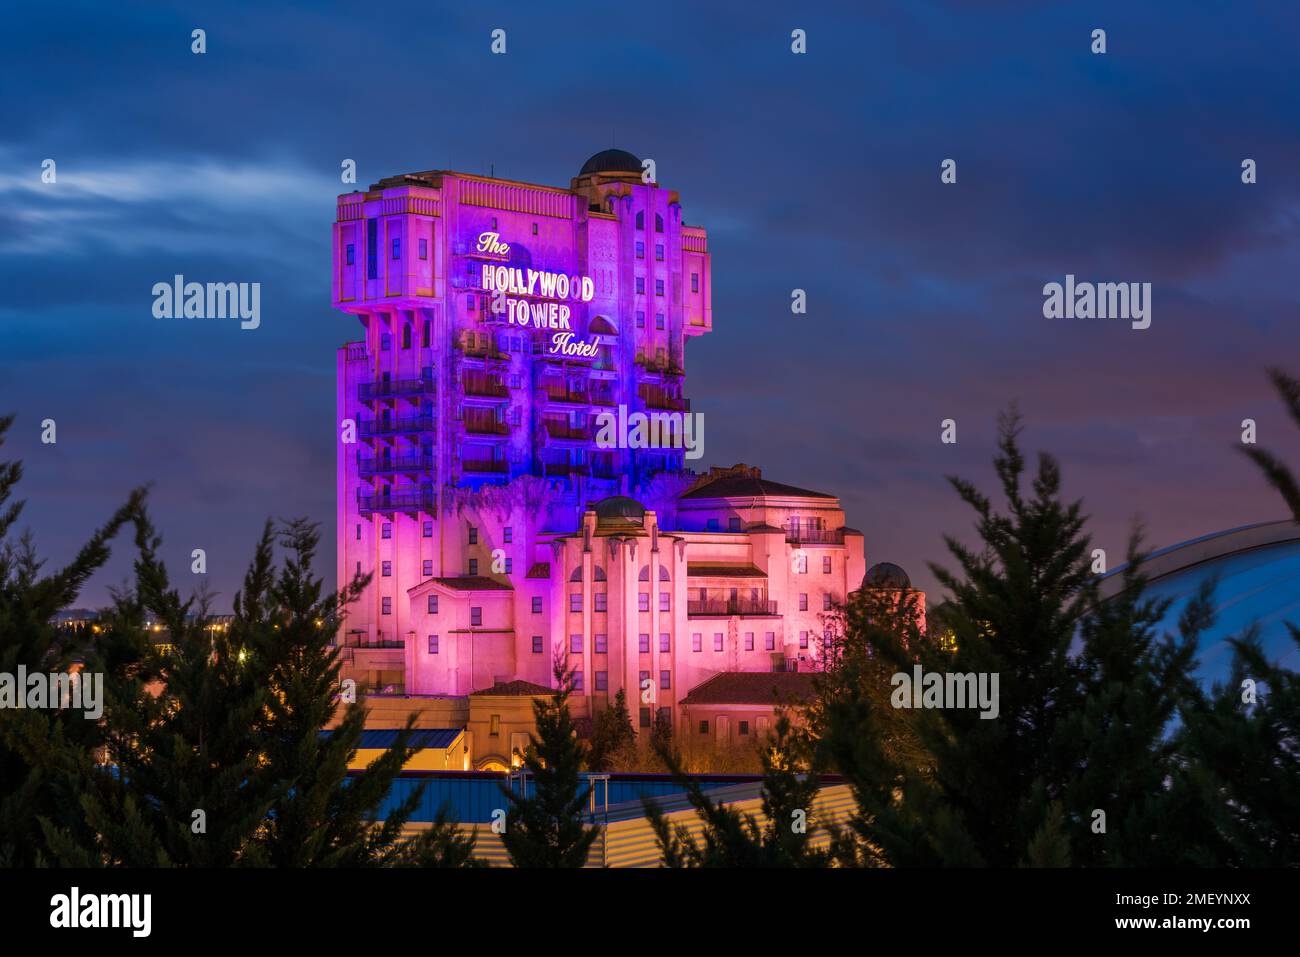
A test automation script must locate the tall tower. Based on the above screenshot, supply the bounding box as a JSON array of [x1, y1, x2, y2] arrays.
[[332, 150, 712, 648]]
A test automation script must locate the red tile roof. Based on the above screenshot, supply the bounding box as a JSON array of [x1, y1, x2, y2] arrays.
[[680, 672, 817, 706], [432, 576, 512, 591], [470, 679, 556, 697]]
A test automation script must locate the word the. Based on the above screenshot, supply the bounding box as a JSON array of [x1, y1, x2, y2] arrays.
[[594, 404, 704, 460], [152, 275, 260, 330], [0, 666, 103, 719], [1042, 274, 1150, 330], [890, 665, 999, 719], [50, 887, 151, 938]]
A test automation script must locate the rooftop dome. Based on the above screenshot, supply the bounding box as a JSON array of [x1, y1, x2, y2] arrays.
[[593, 495, 646, 526], [579, 148, 642, 177], [863, 562, 911, 591]]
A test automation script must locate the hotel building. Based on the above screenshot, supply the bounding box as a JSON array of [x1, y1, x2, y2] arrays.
[[332, 149, 919, 769]]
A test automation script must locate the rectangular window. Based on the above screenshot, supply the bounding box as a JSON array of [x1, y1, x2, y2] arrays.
[[799, 593, 809, 611], [796, 553, 808, 574], [639, 669, 650, 688], [382, 523, 392, 540], [355, 523, 361, 540], [381, 597, 392, 615], [366, 219, 377, 279], [659, 633, 670, 652], [823, 593, 833, 611], [423, 520, 433, 538], [640, 707, 651, 728], [504, 526, 513, 544], [691, 272, 699, 293], [659, 592, 670, 612], [532, 635, 543, 654], [419, 237, 428, 260], [744, 631, 755, 651], [636, 310, 645, 328], [800, 630, 809, 649], [823, 556, 832, 574], [569, 593, 582, 613], [346, 243, 355, 266], [692, 633, 702, 652], [570, 634, 582, 654], [728, 517, 741, 531], [467, 294, 475, 311], [422, 560, 433, 577], [470, 607, 482, 627], [505, 557, 513, 574], [572, 670, 584, 691], [739, 720, 749, 735], [639, 634, 650, 653], [381, 332, 391, 351], [594, 634, 607, 654], [595, 671, 608, 692], [707, 518, 719, 531], [427, 634, 439, 654], [714, 633, 724, 652], [638, 593, 650, 613], [489, 714, 500, 736], [655, 279, 664, 296], [765, 631, 776, 651], [391, 237, 400, 260], [532, 597, 543, 614], [381, 561, 392, 577], [422, 320, 430, 348], [594, 592, 607, 612], [468, 559, 478, 575], [468, 526, 478, 545], [660, 670, 670, 690], [655, 313, 665, 330], [636, 240, 645, 259], [699, 720, 709, 735], [427, 595, 438, 614], [655, 243, 664, 261], [636, 277, 645, 295]]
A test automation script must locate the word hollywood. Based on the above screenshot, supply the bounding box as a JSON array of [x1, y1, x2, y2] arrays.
[[1042, 274, 1151, 330], [152, 274, 261, 330], [0, 666, 103, 719], [50, 887, 151, 938], [594, 404, 705, 459], [891, 665, 1000, 719]]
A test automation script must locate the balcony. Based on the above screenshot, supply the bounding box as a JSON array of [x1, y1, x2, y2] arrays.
[[541, 386, 589, 406], [461, 376, 509, 399], [462, 459, 509, 475], [543, 420, 591, 443], [345, 341, 367, 362], [461, 342, 507, 363], [357, 452, 433, 477], [688, 598, 778, 617], [358, 415, 435, 438], [589, 387, 617, 407], [786, 528, 845, 545], [542, 462, 590, 478], [348, 634, 406, 650], [357, 489, 435, 513], [359, 377, 435, 402], [463, 417, 510, 438], [638, 388, 690, 412]]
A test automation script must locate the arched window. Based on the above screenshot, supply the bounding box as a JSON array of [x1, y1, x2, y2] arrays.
[[402, 324, 412, 349], [635, 210, 644, 230], [655, 213, 664, 233], [638, 565, 650, 582], [593, 566, 607, 582], [570, 567, 583, 582], [660, 565, 670, 581]]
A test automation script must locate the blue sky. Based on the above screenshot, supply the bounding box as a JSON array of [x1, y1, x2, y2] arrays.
[[3, 0, 1299, 617]]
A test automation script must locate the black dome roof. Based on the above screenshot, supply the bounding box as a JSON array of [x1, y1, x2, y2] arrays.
[[580, 148, 642, 176], [593, 495, 646, 526], [863, 562, 911, 590]]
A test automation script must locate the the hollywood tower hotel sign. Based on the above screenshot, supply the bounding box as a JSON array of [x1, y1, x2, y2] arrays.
[[472, 230, 601, 357]]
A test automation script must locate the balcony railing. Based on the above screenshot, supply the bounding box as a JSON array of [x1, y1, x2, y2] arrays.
[[542, 388, 589, 405], [462, 459, 509, 474], [349, 635, 406, 649], [359, 415, 434, 438], [462, 342, 507, 361], [357, 453, 433, 477], [638, 390, 690, 412], [688, 599, 778, 617], [786, 528, 845, 545], [357, 489, 435, 512], [544, 421, 591, 442], [543, 462, 590, 478], [345, 342, 368, 362], [462, 377, 509, 398], [359, 377, 434, 401], [589, 388, 617, 406], [464, 417, 509, 436]]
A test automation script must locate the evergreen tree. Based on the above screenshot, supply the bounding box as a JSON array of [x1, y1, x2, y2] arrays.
[[0, 414, 147, 866], [587, 687, 636, 772], [499, 656, 598, 867], [644, 714, 830, 867]]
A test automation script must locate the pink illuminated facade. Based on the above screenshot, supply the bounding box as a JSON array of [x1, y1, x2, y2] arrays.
[[332, 150, 919, 763]]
